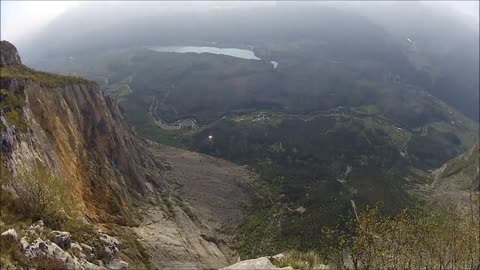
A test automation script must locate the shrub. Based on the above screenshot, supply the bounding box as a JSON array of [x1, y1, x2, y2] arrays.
[[0, 233, 29, 268], [272, 250, 326, 270], [322, 195, 480, 269], [13, 165, 77, 228], [0, 88, 28, 132]]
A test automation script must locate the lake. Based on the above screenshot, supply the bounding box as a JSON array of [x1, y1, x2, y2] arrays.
[[149, 46, 261, 60]]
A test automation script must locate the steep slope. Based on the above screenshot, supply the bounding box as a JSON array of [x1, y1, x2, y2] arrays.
[[429, 143, 479, 214], [135, 143, 254, 268], [1, 43, 164, 225], [0, 41, 252, 269]]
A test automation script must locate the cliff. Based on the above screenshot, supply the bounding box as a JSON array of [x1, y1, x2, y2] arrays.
[[0, 41, 252, 269]]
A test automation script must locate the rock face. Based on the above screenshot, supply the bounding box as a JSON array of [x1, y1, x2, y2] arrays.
[[0, 40, 22, 66], [0, 41, 253, 268], [0, 72, 163, 223]]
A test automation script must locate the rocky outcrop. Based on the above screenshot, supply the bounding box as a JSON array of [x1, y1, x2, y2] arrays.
[[52, 230, 72, 249], [1, 221, 128, 270], [0, 41, 21, 66]]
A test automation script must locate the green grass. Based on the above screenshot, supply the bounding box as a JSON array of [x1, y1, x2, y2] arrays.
[[104, 84, 131, 98], [352, 104, 380, 115], [1, 65, 91, 88], [136, 125, 192, 148], [441, 145, 479, 178], [0, 88, 29, 132]]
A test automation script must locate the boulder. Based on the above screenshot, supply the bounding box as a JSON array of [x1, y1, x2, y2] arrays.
[[71, 242, 86, 259], [80, 259, 106, 270], [220, 257, 293, 270], [20, 237, 30, 250], [106, 259, 128, 270], [71, 242, 83, 252], [271, 253, 285, 260], [52, 230, 72, 249], [81, 243, 94, 261], [95, 246, 114, 264], [96, 233, 121, 264], [0, 41, 22, 66], [28, 220, 45, 231], [1, 228, 18, 239], [98, 233, 120, 247]]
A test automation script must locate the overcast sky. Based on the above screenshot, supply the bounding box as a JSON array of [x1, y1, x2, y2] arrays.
[[1, 1, 478, 44]]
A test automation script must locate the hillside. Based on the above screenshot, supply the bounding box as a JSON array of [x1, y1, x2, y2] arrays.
[[32, 42, 479, 256], [429, 143, 479, 214], [0, 41, 253, 269], [21, 3, 479, 121]]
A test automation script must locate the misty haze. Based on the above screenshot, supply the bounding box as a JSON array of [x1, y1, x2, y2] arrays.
[[0, 1, 479, 269]]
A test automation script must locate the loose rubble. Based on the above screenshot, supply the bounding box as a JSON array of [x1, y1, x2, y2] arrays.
[[1, 220, 129, 269]]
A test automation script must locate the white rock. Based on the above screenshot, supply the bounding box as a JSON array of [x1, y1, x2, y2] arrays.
[[106, 259, 128, 270], [28, 220, 45, 231], [271, 253, 285, 260], [52, 230, 72, 249], [1, 228, 17, 239], [221, 257, 280, 270], [20, 237, 30, 250], [23, 238, 82, 269], [81, 243, 94, 261], [81, 243, 93, 253], [295, 206, 306, 214], [71, 242, 83, 252], [99, 233, 120, 246], [81, 259, 106, 270]]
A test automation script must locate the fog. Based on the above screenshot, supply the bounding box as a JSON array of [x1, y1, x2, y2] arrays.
[[2, 1, 478, 45], [1, 1, 477, 61], [2, 1, 478, 120]]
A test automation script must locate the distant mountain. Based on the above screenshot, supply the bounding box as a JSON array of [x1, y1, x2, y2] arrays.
[[20, 2, 479, 120]]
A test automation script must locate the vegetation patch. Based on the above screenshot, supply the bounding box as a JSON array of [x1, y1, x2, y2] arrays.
[[102, 223, 154, 270], [13, 164, 79, 229], [0, 88, 28, 132], [0, 65, 91, 88], [321, 200, 480, 269]]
